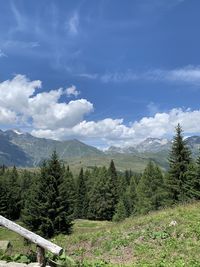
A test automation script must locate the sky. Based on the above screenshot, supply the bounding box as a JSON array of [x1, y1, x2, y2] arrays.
[[0, 0, 200, 148]]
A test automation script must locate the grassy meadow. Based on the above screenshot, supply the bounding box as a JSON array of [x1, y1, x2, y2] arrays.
[[1, 202, 200, 266]]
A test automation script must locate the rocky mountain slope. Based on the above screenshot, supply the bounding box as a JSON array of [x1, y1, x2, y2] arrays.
[[0, 130, 103, 166], [107, 136, 200, 155]]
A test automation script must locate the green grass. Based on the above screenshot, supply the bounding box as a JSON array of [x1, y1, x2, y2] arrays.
[[65, 154, 151, 174], [2, 202, 200, 266]]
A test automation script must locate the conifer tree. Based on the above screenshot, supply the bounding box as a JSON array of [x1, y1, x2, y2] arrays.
[[136, 162, 164, 214], [6, 166, 21, 220], [75, 168, 87, 218], [59, 166, 76, 220], [88, 167, 116, 220], [0, 176, 8, 217], [125, 175, 138, 215], [166, 124, 191, 202], [182, 154, 200, 200], [182, 162, 200, 200], [22, 152, 73, 238], [107, 160, 119, 216]]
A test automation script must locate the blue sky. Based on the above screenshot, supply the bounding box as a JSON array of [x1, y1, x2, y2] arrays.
[[0, 0, 200, 148]]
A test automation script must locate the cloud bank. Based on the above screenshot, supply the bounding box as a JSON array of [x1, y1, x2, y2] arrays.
[[0, 74, 200, 147]]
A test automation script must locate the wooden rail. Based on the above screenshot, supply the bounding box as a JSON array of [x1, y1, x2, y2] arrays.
[[0, 215, 63, 266]]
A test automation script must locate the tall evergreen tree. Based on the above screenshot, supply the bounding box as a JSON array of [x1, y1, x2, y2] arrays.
[[182, 153, 200, 200], [166, 124, 191, 202], [125, 175, 138, 216], [107, 160, 119, 216], [182, 162, 200, 200], [136, 162, 165, 214], [75, 168, 87, 218], [6, 166, 21, 220], [22, 152, 73, 238], [59, 166, 76, 220], [88, 167, 117, 220], [0, 175, 8, 217]]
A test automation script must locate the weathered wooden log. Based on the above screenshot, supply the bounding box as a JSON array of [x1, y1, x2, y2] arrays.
[[0, 216, 63, 256]]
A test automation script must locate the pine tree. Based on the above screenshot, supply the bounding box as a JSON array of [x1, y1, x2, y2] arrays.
[[136, 162, 164, 214], [183, 162, 200, 200], [0, 175, 8, 217], [22, 152, 73, 238], [75, 168, 87, 218], [59, 166, 76, 220], [19, 170, 35, 210], [166, 124, 191, 202], [6, 166, 21, 220], [182, 153, 200, 200], [88, 167, 117, 220], [125, 175, 138, 215], [107, 160, 119, 216]]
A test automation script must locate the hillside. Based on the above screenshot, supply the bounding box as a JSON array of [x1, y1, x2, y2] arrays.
[[2, 202, 200, 266]]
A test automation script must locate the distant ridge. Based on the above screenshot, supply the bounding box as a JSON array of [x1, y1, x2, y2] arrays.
[[0, 129, 199, 170]]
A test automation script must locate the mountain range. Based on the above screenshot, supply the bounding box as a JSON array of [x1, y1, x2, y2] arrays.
[[0, 130, 199, 171], [0, 129, 103, 167]]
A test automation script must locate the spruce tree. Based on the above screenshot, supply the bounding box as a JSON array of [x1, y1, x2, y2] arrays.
[[125, 175, 138, 215], [183, 162, 200, 200], [22, 152, 73, 238], [75, 168, 87, 218], [182, 154, 200, 200], [166, 124, 191, 202], [107, 160, 119, 217], [88, 167, 117, 220], [0, 175, 8, 217], [136, 162, 164, 214], [6, 166, 21, 220], [59, 166, 76, 220]]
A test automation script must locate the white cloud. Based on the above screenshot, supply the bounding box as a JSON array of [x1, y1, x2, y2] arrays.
[[66, 85, 80, 97], [0, 75, 93, 129], [0, 74, 41, 117], [32, 108, 200, 147], [100, 65, 200, 85], [66, 12, 79, 35], [148, 66, 200, 84], [1, 74, 200, 148]]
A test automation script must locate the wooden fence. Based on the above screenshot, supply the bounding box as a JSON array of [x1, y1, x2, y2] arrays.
[[0, 215, 63, 266]]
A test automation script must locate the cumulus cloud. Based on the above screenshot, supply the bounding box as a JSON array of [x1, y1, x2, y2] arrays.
[[0, 75, 93, 129], [1, 74, 200, 148], [32, 108, 200, 147], [66, 85, 80, 97]]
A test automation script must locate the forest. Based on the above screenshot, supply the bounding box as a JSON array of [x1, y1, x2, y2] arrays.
[[0, 124, 200, 239]]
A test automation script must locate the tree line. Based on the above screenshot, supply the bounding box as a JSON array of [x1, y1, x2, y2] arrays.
[[0, 124, 200, 238]]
